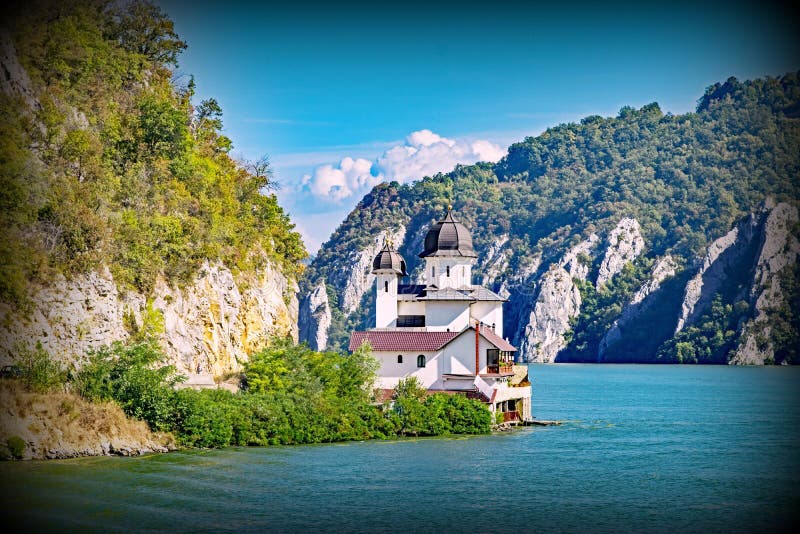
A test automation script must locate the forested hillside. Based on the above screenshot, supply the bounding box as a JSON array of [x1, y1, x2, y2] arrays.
[[0, 1, 306, 374], [300, 73, 800, 364]]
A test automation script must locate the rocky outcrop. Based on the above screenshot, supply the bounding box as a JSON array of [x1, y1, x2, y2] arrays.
[[560, 233, 599, 280], [0, 30, 39, 110], [514, 234, 600, 362], [481, 234, 510, 286], [152, 261, 298, 376], [731, 202, 800, 364], [675, 214, 761, 333], [0, 381, 175, 460], [598, 255, 678, 359], [299, 226, 406, 350], [298, 282, 332, 351], [518, 265, 582, 363], [0, 260, 298, 377], [596, 218, 644, 287], [328, 226, 406, 314]]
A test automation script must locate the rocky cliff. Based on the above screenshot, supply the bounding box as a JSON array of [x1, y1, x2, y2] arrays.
[[297, 73, 800, 364], [1, 4, 306, 377], [0, 260, 298, 377]]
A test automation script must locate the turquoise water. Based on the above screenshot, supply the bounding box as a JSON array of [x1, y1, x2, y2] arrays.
[[2, 364, 799, 532]]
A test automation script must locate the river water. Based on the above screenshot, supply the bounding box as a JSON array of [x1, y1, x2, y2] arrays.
[[2, 364, 799, 532]]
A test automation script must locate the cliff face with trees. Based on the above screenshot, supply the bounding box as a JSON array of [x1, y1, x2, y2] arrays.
[[0, 0, 306, 376], [299, 73, 800, 364]]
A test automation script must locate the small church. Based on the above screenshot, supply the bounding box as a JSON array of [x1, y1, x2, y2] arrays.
[[349, 208, 532, 423]]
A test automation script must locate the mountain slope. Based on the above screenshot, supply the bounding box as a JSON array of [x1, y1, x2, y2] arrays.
[[0, 1, 306, 375], [299, 73, 800, 364]]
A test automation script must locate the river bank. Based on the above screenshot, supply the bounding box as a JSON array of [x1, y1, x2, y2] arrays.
[[0, 381, 174, 460], [3, 364, 797, 533]]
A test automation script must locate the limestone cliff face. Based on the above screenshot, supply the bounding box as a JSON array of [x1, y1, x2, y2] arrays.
[[0, 260, 298, 377], [329, 226, 406, 315], [596, 218, 644, 287], [675, 214, 761, 333], [514, 234, 599, 363], [299, 226, 405, 349], [560, 233, 600, 280], [298, 282, 331, 351], [598, 255, 677, 360], [731, 202, 800, 364], [0, 30, 39, 110], [480, 234, 510, 286], [518, 265, 582, 363]]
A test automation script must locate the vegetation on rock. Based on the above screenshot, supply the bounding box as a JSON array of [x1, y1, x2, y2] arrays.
[[1, 0, 305, 306], [302, 73, 800, 363]]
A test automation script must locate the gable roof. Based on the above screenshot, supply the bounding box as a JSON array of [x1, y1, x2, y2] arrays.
[[349, 331, 459, 352], [478, 326, 517, 352]]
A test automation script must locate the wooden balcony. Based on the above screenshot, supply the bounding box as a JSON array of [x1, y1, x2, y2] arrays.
[[487, 365, 514, 375]]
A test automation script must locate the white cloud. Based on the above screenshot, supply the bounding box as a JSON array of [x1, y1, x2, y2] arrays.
[[302, 129, 506, 202]]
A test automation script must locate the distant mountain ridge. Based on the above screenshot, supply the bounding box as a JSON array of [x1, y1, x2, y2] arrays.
[[299, 73, 800, 364]]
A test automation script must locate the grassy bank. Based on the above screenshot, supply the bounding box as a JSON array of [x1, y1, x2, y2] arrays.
[[1, 339, 492, 458]]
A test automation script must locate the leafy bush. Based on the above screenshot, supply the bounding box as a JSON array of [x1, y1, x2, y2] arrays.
[[7, 436, 26, 459], [16, 342, 67, 393], [74, 340, 183, 431], [392, 377, 491, 436], [2, 0, 307, 305]]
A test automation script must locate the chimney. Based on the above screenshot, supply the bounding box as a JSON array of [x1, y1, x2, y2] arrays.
[[475, 321, 480, 376]]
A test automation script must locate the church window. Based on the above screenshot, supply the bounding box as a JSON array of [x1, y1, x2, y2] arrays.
[[432, 266, 435, 277], [397, 355, 403, 364], [417, 355, 426, 368], [446, 265, 450, 277], [384, 281, 388, 292]]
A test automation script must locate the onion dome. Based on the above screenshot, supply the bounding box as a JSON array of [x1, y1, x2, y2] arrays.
[[418, 208, 477, 258], [372, 240, 408, 275]]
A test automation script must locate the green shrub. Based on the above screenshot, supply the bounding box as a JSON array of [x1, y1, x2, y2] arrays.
[[171, 389, 235, 448], [7, 436, 26, 459], [16, 342, 66, 393], [74, 340, 183, 431]]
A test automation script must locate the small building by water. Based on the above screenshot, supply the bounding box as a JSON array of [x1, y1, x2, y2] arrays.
[[349, 208, 532, 423]]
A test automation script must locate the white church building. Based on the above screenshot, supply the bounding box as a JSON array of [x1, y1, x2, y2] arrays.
[[349, 208, 532, 423]]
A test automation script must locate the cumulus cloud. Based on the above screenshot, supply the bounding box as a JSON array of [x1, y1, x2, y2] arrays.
[[301, 157, 380, 201], [301, 129, 506, 202]]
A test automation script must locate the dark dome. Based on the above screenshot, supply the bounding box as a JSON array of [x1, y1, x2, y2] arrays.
[[419, 209, 477, 258], [372, 242, 408, 275]]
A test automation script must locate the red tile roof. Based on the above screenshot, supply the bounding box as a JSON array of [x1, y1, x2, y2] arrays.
[[350, 326, 517, 353], [349, 331, 460, 352], [478, 326, 517, 352]]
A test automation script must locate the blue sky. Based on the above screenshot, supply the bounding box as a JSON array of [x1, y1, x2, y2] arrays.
[[160, 0, 798, 253]]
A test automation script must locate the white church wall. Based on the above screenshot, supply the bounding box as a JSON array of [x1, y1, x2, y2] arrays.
[[437, 330, 498, 377], [373, 350, 439, 389], [425, 301, 470, 331], [423, 257, 474, 289], [470, 301, 504, 337], [397, 301, 425, 316], [375, 274, 399, 328]]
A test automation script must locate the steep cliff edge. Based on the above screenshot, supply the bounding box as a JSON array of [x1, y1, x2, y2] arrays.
[[731, 203, 800, 364], [298, 73, 800, 364], [0, 260, 298, 377], [0, 3, 305, 376]]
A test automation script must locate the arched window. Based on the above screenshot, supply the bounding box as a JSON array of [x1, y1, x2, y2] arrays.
[[384, 281, 389, 293], [446, 265, 450, 277], [417, 354, 426, 368], [397, 355, 403, 364], [432, 266, 435, 277]]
